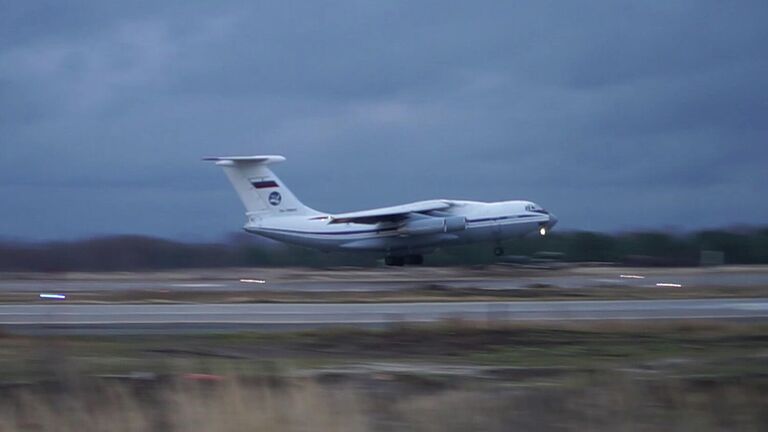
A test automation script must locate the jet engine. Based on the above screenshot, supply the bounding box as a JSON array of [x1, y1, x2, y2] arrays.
[[399, 216, 466, 235]]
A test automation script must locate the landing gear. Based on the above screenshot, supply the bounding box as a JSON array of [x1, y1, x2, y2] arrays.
[[404, 255, 424, 265], [385, 255, 423, 266], [385, 256, 405, 266], [493, 246, 505, 257]]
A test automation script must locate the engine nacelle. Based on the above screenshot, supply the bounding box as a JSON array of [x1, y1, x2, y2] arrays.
[[399, 216, 466, 236]]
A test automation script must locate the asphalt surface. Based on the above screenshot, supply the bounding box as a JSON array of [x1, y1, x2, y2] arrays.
[[3, 298, 768, 334]]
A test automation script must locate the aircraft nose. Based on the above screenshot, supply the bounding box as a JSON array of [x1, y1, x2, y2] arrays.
[[547, 213, 558, 229]]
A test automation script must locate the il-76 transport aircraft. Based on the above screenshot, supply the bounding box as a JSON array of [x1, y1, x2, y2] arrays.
[[205, 155, 558, 266]]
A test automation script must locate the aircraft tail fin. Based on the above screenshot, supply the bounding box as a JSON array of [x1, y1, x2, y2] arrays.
[[204, 155, 317, 217]]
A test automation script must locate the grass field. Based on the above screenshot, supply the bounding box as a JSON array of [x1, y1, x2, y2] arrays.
[[2, 283, 768, 304], [1, 320, 768, 430], [2, 266, 768, 304]]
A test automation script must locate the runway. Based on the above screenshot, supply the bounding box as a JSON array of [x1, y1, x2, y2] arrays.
[[2, 298, 768, 334]]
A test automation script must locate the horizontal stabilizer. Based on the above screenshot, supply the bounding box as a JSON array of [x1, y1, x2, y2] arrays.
[[203, 155, 286, 166]]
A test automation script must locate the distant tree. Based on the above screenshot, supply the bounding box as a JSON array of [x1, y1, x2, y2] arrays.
[[0, 226, 767, 271]]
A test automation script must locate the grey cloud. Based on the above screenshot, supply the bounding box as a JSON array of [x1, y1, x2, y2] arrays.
[[1, 0, 766, 239]]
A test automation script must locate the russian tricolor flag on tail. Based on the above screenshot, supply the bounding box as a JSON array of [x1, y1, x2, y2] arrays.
[[251, 180, 279, 189]]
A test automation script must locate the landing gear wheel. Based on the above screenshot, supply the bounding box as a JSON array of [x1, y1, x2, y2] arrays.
[[404, 255, 424, 265], [385, 256, 405, 266], [493, 246, 505, 257]]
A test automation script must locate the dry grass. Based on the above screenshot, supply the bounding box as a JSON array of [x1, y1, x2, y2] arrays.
[[3, 284, 768, 304], [0, 373, 766, 432], [2, 320, 768, 431], [0, 380, 368, 432], [3, 265, 768, 304], [3, 319, 768, 382]]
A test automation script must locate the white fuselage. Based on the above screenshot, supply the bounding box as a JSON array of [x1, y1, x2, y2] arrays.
[[244, 200, 557, 256], [205, 155, 557, 260]]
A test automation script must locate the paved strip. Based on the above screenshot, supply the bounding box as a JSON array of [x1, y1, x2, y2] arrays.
[[2, 299, 768, 326]]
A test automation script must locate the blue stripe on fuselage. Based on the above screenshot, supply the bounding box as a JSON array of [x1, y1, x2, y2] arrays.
[[251, 215, 545, 237]]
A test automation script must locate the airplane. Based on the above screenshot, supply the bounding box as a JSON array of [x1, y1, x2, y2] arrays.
[[205, 155, 557, 266]]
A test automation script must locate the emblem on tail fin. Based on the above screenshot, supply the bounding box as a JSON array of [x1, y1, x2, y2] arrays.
[[268, 191, 282, 206]]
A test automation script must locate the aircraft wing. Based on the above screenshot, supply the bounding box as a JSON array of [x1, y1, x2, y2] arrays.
[[329, 200, 451, 224]]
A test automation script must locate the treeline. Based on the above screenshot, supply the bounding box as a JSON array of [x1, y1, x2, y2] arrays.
[[432, 227, 768, 267], [0, 234, 376, 272], [1, 227, 767, 271]]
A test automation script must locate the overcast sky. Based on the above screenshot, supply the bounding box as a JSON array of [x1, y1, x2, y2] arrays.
[[1, 0, 766, 241]]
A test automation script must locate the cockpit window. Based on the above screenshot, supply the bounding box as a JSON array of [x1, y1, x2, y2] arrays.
[[526, 203, 549, 214]]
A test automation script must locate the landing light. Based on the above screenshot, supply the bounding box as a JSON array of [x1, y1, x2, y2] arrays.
[[539, 227, 547, 236]]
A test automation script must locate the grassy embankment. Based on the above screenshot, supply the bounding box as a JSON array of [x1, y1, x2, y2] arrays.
[[1, 320, 768, 430], [2, 284, 768, 304]]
